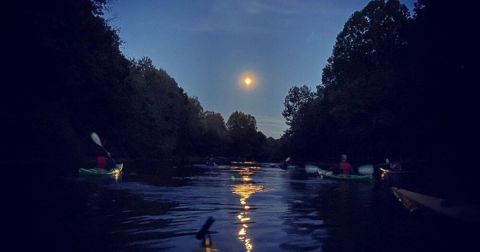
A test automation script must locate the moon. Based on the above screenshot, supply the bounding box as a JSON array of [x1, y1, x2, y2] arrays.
[[239, 72, 256, 90]]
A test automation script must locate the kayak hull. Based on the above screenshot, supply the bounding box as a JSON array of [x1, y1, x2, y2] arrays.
[[317, 168, 372, 182], [79, 163, 123, 176], [392, 187, 480, 222], [380, 167, 413, 174], [193, 164, 218, 169], [230, 161, 258, 167]]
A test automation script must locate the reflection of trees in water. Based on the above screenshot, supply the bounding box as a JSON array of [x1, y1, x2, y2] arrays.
[[315, 182, 376, 252], [282, 173, 377, 251], [62, 182, 179, 251], [280, 175, 326, 251], [231, 166, 266, 252]]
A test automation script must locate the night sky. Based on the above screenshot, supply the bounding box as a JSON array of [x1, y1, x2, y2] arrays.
[[106, 0, 415, 138]]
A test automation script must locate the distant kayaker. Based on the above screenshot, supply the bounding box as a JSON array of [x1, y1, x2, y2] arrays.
[[281, 157, 291, 169], [339, 154, 352, 174], [206, 155, 216, 166], [385, 158, 402, 171]]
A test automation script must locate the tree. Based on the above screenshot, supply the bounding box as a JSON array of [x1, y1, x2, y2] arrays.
[[4, 0, 130, 163], [321, 0, 409, 117], [227, 111, 257, 133], [282, 0, 478, 171], [281, 0, 411, 162], [124, 57, 192, 159], [203, 111, 227, 138], [3, 0, 276, 170], [197, 111, 229, 156], [282, 85, 316, 127], [226, 111, 265, 159], [397, 0, 478, 168]]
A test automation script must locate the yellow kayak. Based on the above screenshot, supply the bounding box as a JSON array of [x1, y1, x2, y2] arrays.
[[392, 187, 480, 222]]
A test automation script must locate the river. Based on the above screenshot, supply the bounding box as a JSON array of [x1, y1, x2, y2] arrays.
[[18, 163, 479, 251]]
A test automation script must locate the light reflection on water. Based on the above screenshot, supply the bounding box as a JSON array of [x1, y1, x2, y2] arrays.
[[231, 166, 268, 252], [70, 163, 479, 252], [80, 164, 363, 251]]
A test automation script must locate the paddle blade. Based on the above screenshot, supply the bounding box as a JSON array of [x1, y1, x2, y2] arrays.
[[358, 164, 374, 175], [90, 132, 103, 147]]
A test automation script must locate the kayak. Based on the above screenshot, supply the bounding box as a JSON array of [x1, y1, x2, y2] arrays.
[[193, 163, 218, 169], [317, 168, 372, 182], [392, 187, 480, 222], [380, 167, 413, 174], [259, 163, 282, 168], [230, 161, 258, 167], [79, 163, 123, 176]]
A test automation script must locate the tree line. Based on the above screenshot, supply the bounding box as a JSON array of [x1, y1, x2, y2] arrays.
[[3, 0, 277, 170], [280, 0, 478, 177], [4, 0, 477, 178]]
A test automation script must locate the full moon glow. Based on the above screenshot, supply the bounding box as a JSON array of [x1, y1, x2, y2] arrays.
[[239, 72, 256, 91]]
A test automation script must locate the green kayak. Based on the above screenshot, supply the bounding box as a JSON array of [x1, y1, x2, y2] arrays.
[[317, 168, 372, 182], [79, 163, 123, 176]]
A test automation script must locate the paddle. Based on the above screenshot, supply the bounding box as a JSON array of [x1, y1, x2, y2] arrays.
[[357, 164, 374, 175], [196, 216, 215, 248], [280, 157, 290, 169], [91, 132, 116, 166]]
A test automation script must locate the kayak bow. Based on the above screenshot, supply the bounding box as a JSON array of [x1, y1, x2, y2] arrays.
[[392, 187, 480, 222], [79, 163, 123, 176]]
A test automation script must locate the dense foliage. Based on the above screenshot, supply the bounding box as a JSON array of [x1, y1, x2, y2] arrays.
[[281, 0, 478, 174], [227, 111, 267, 160], [5, 0, 476, 178], [5, 0, 130, 163], [3, 0, 277, 170]]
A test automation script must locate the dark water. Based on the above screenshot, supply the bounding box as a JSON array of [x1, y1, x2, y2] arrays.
[[16, 164, 479, 251]]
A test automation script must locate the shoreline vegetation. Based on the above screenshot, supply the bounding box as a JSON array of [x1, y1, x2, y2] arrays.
[[4, 0, 478, 182]]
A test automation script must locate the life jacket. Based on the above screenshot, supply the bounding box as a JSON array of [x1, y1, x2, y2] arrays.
[[96, 156, 108, 169], [339, 161, 352, 174], [390, 162, 402, 171]]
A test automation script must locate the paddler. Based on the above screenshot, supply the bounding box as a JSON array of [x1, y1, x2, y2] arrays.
[[96, 154, 108, 169], [385, 158, 402, 171], [339, 154, 352, 174], [281, 157, 291, 169], [96, 150, 114, 169]]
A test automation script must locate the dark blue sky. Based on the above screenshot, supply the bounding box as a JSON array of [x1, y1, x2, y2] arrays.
[[106, 0, 414, 138]]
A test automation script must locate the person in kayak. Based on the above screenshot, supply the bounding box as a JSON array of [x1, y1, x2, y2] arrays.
[[281, 157, 291, 169], [205, 155, 216, 166], [385, 158, 402, 171], [96, 149, 114, 169], [339, 154, 352, 174]]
